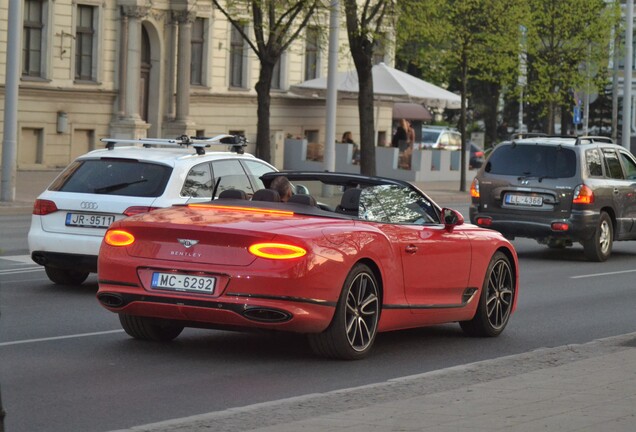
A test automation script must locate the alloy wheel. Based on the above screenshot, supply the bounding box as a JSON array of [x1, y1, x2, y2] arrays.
[[345, 272, 379, 352], [485, 259, 514, 330]]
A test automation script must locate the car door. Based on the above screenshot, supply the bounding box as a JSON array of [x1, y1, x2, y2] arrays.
[[617, 150, 636, 237], [601, 148, 636, 238], [359, 185, 471, 311]]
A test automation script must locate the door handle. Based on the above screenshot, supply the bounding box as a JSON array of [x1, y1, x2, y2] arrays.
[[405, 244, 418, 254]]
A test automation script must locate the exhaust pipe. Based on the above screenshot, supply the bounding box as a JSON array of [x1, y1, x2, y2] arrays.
[[242, 308, 291, 323], [97, 293, 125, 308]]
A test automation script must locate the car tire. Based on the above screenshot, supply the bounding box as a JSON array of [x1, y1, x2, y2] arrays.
[[460, 251, 514, 337], [118, 314, 184, 342], [308, 263, 380, 360], [583, 212, 613, 262], [44, 266, 89, 286]]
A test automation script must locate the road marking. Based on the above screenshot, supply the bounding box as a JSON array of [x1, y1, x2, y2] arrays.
[[570, 269, 636, 279], [0, 267, 43, 275], [0, 254, 34, 264], [0, 329, 124, 347]]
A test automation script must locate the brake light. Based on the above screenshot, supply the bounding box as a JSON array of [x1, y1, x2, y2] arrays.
[[190, 204, 294, 217], [104, 230, 135, 246], [249, 243, 307, 259], [475, 151, 484, 157], [470, 178, 480, 198], [572, 185, 594, 205], [123, 206, 161, 216], [33, 199, 58, 215]]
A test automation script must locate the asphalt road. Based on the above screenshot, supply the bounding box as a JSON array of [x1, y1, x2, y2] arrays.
[[1, 207, 636, 431]]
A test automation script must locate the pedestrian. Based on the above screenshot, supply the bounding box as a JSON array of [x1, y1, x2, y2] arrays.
[[341, 131, 360, 164]]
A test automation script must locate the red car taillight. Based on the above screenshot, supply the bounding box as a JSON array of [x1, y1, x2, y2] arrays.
[[249, 243, 307, 260], [474, 151, 484, 157], [470, 178, 480, 199], [572, 184, 594, 205], [33, 199, 58, 215], [104, 230, 135, 246], [123, 206, 161, 216]]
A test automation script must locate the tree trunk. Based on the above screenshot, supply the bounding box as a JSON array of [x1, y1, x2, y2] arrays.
[[459, 53, 468, 192], [357, 64, 376, 176], [255, 63, 274, 163]]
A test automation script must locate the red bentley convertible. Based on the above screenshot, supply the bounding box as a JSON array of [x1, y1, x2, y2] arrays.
[[97, 172, 519, 359]]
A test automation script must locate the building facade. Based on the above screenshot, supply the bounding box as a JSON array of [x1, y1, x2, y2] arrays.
[[0, 0, 395, 170]]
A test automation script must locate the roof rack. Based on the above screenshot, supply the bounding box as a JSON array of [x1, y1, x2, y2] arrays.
[[100, 134, 248, 155], [510, 132, 547, 140], [574, 136, 614, 146]]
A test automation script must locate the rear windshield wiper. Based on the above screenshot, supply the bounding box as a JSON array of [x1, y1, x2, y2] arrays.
[[94, 179, 148, 194]]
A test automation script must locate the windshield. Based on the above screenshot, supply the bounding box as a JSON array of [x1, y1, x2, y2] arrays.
[[422, 130, 441, 143], [486, 144, 576, 178]]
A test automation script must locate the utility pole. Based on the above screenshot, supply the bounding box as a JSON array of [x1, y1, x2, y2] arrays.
[[322, 0, 339, 197], [622, 0, 634, 149], [1, 0, 23, 202]]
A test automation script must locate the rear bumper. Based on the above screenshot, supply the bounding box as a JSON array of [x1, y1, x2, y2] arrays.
[[469, 205, 599, 242], [31, 251, 98, 273], [97, 284, 336, 334]]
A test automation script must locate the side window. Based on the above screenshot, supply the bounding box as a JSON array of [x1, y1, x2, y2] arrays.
[[586, 148, 603, 177], [619, 151, 636, 180], [211, 159, 254, 196], [359, 185, 438, 224], [181, 162, 213, 198], [602, 149, 625, 180], [241, 160, 275, 191]]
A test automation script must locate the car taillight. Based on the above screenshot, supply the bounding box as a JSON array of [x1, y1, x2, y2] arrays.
[[470, 178, 480, 198], [123, 206, 161, 216], [474, 151, 484, 157], [33, 199, 58, 215], [572, 184, 594, 204], [104, 230, 135, 246], [249, 243, 307, 259]]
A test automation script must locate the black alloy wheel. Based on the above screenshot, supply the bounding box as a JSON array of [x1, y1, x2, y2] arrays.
[[308, 263, 380, 360], [460, 251, 514, 337]]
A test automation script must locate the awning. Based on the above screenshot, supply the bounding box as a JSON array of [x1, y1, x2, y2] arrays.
[[392, 103, 432, 121]]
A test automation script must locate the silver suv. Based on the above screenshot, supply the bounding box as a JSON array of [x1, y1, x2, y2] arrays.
[[469, 135, 636, 261], [28, 135, 276, 285]]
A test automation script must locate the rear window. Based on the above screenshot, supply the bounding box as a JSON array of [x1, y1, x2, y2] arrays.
[[49, 159, 172, 197], [485, 144, 576, 178]]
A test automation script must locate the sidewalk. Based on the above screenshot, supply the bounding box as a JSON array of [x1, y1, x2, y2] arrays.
[[115, 333, 636, 432], [0, 169, 471, 216]]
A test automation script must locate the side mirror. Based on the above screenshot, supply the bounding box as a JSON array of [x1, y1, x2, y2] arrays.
[[441, 208, 464, 231], [295, 184, 310, 195]]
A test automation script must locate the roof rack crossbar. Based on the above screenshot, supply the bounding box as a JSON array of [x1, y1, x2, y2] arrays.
[[100, 134, 248, 154]]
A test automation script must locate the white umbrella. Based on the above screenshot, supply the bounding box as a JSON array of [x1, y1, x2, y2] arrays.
[[291, 62, 461, 109]]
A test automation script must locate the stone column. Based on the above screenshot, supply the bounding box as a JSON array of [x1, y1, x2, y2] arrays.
[[110, 5, 150, 139], [164, 10, 196, 137]]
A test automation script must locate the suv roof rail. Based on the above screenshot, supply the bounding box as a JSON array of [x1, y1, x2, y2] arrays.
[[510, 132, 547, 140], [574, 135, 614, 146], [100, 134, 248, 155]]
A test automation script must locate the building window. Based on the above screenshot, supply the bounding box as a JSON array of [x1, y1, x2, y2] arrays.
[[304, 27, 320, 80], [191, 18, 205, 85], [75, 5, 96, 81], [271, 56, 282, 90], [372, 35, 386, 65], [23, 0, 45, 77], [230, 24, 247, 88]]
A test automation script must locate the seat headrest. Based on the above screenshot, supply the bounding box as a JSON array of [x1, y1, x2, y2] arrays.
[[339, 188, 362, 211], [252, 189, 281, 202], [287, 194, 317, 206], [218, 189, 247, 200]]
